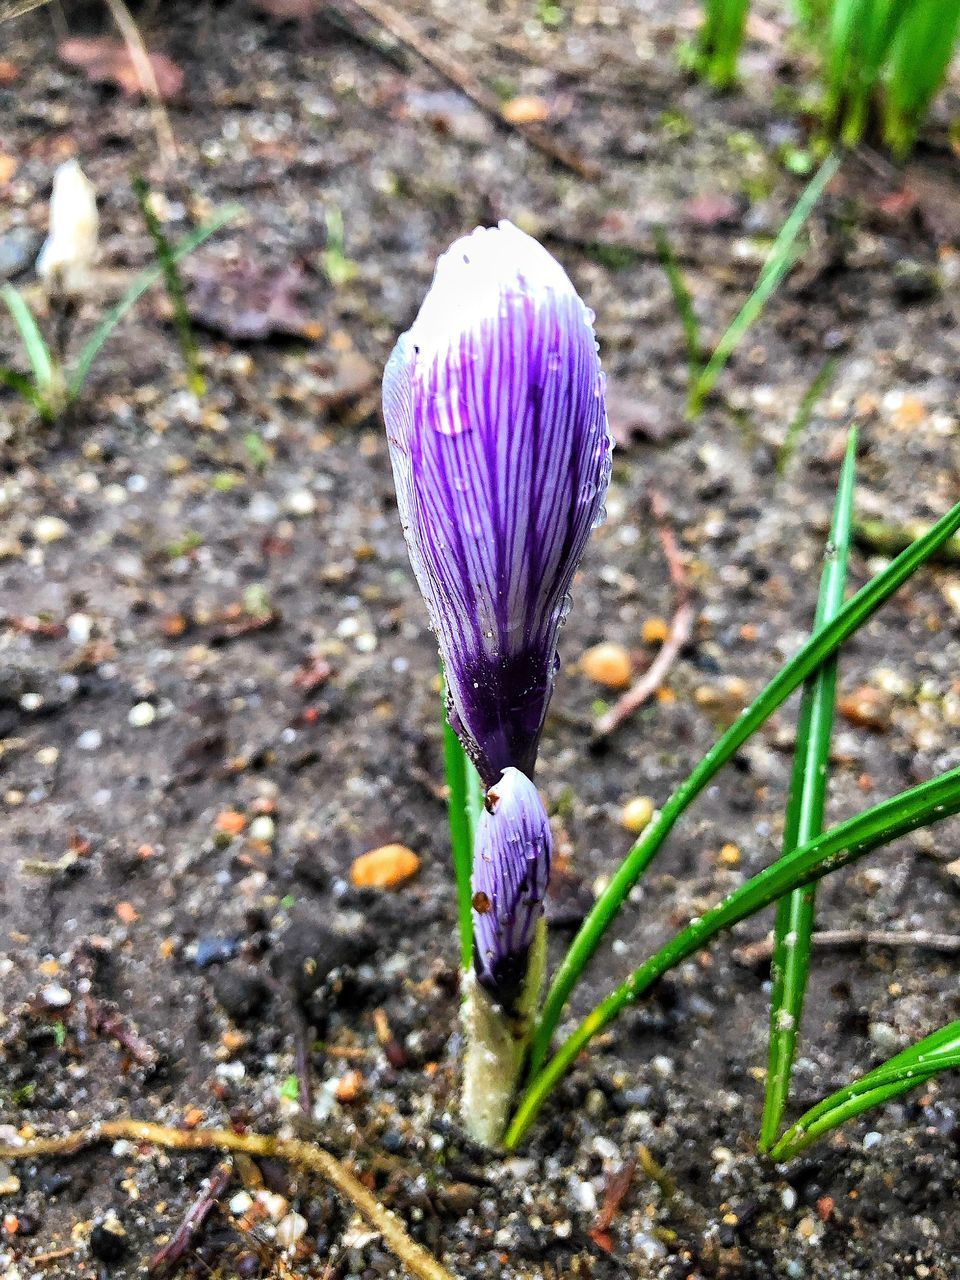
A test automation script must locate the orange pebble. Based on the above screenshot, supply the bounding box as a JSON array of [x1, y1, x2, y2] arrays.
[[580, 642, 632, 689], [350, 844, 420, 890], [215, 810, 247, 836], [641, 617, 669, 645]]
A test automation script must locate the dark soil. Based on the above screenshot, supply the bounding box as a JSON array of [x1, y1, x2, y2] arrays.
[[2, 2, 960, 1277]]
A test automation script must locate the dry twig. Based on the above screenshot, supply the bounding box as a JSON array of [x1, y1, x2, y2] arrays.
[[733, 928, 960, 968], [329, 0, 597, 178], [594, 489, 695, 739], [0, 1120, 455, 1280], [149, 1157, 233, 1276], [102, 0, 177, 166]]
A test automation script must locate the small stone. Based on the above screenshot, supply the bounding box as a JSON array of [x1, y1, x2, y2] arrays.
[[350, 843, 420, 889], [215, 810, 247, 836], [76, 729, 103, 751], [837, 685, 891, 731], [641, 617, 669, 645], [717, 842, 741, 867], [580, 642, 632, 689], [335, 1069, 364, 1103], [0, 1176, 21, 1196], [67, 613, 92, 644], [128, 702, 156, 728], [33, 516, 69, 545], [257, 1191, 288, 1221], [249, 493, 279, 524], [286, 490, 316, 517], [621, 796, 655, 835], [34, 746, 59, 766], [248, 815, 276, 843], [229, 1191, 253, 1216], [276, 1211, 308, 1248], [863, 1131, 882, 1149], [40, 983, 71, 1008]]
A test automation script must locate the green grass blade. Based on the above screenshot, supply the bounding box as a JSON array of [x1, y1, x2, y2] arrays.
[[1, 284, 55, 394], [132, 176, 205, 397], [654, 225, 702, 386], [697, 0, 750, 88], [0, 364, 43, 408], [772, 1020, 960, 1159], [507, 764, 960, 1147], [776, 356, 838, 476], [529, 490, 960, 1079], [759, 428, 856, 1150], [688, 152, 840, 416], [442, 712, 477, 972], [68, 204, 239, 402], [883, 0, 960, 158]]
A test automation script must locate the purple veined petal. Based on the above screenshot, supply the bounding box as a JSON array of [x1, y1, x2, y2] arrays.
[[384, 220, 612, 786], [470, 767, 552, 1012]]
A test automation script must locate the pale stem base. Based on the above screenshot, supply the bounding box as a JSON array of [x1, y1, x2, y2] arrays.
[[460, 920, 546, 1148]]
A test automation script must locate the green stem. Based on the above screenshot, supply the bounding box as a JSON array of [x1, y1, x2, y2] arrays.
[[760, 427, 855, 1149], [443, 715, 476, 972], [528, 492, 960, 1079], [506, 765, 960, 1148]]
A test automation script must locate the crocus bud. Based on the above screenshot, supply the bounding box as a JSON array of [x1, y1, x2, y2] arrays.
[[471, 766, 552, 1012], [383, 221, 611, 786], [36, 159, 99, 299]]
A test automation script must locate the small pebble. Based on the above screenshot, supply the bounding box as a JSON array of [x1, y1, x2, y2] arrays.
[[286, 489, 316, 516], [276, 1211, 308, 1248], [76, 729, 103, 751], [863, 1131, 883, 1149], [621, 795, 655, 834], [35, 746, 59, 766], [350, 843, 420, 889], [580, 641, 632, 689], [128, 702, 156, 728], [33, 515, 69, 545], [248, 815, 276, 843], [229, 1191, 253, 1216], [67, 613, 92, 644], [40, 983, 71, 1008]]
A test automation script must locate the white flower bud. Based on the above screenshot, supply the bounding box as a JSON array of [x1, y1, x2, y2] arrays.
[[36, 159, 99, 299]]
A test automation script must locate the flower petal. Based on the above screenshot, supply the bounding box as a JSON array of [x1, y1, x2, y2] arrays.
[[471, 766, 552, 1011], [384, 221, 611, 784]]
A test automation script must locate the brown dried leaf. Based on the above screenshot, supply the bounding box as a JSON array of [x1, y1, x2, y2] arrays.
[[58, 37, 184, 101], [185, 259, 314, 341]]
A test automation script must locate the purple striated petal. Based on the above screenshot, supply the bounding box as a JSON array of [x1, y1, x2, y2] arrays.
[[471, 767, 552, 1011], [384, 221, 611, 785]]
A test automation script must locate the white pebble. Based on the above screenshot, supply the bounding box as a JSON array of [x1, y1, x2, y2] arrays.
[[33, 515, 69, 544], [19, 692, 42, 712], [569, 1177, 597, 1214], [128, 702, 156, 728], [229, 1191, 253, 1216], [76, 729, 103, 751], [248, 815, 276, 842], [257, 1190, 288, 1222], [863, 1131, 883, 1150], [276, 1211, 308, 1248], [40, 983, 72, 1008], [286, 489, 316, 516], [67, 613, 93, 645]]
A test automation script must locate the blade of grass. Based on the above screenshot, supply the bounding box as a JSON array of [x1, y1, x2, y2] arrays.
[[772, 1020, 960, 1159], [68, 204, 239, 402], [528, 490, 960, 1079], [0, 365, 45, 410], [654, 225, 702, 385], [776, 356, 838, 476], [507, 763, 960, 1147], [1, 284, 55, 396], [698, 0, 750, 88], [688, 152, 840, 416], [882, 0, 960, 158], [759, 428, 856, 1150], [132, 176, 205, 397], [442, 699, 482, 971]]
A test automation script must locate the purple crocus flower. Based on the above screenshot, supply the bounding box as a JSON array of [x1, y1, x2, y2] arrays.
[[471, 767, 552, 1011], [383, 221, 611, 786]]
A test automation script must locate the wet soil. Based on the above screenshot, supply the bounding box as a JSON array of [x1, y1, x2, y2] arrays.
[[1, 2, 960, 1277]]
